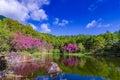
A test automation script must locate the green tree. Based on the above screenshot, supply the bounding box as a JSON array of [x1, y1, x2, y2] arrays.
[[0, 28, 11, 52], [104, 31, 114, 48], [92, 36, 105, 51], [77, 43, 85, 52]]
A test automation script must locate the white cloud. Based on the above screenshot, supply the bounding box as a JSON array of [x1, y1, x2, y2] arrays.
[[0, 0, 29, 23], [21, 0, 50, 7], [59, 19, 69, 26], [0, 0, 49, 23], [41, 24, 51, 33], [29, 23, 37, 30], [53, 18, 69, 27], [86, 20, 97, 28], [30, 9, 47, 21], [86, 19, 111, 28]]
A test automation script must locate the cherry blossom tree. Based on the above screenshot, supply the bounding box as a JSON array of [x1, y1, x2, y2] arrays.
[[62, 43, 78, 53], [10, 33, 44, 51]]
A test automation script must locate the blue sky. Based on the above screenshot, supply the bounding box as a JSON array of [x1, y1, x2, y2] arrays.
[[0, 0, 120, 36]]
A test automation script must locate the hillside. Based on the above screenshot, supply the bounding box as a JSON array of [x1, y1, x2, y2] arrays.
[[0, 17, 120, 56]]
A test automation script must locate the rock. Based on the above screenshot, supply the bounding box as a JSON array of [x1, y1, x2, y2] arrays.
[[48, 62, 61, 74]]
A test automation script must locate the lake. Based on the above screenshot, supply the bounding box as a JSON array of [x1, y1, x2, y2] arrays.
[[29, 54, 120, 80]]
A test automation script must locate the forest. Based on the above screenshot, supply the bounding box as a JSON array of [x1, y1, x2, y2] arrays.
[[0, 16, 120, 57]]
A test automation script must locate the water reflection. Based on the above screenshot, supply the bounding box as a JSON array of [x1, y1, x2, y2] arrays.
[[57, 56, 120, 80], [30, 55, 120, 80]]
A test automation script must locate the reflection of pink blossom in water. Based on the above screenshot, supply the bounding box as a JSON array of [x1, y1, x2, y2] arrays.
[[13, 62, 40, 76], [61, 57, 79, 66]]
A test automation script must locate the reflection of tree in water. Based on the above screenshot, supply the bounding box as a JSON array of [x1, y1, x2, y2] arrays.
[[58, 56, 120, 80]]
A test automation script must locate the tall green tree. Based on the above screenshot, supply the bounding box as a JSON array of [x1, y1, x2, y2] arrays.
[[92, 36, 105, 51], [0, 28, 11, 52]]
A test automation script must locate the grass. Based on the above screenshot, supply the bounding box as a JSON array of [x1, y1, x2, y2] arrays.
[[19, 51, 93, 60]]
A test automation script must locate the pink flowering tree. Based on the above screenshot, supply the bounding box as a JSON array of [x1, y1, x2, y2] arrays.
[[10, 33, 44, 51], [62, 43, 78, 53]]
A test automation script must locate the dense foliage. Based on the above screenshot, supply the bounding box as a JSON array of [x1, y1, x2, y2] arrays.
[[0, 17, 120, 56]]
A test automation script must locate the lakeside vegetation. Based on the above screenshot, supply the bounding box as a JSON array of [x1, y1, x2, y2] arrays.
[[0, 16, 120, 56]]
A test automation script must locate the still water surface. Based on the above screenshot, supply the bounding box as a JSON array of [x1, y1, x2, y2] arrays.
[[31, 54, 120, 80]]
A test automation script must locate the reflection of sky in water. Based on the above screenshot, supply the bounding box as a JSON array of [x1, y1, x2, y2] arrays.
[[35, 73, 106, 80]]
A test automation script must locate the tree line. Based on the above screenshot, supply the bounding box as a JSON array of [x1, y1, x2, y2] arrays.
[[0, 17, 120, 56]]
